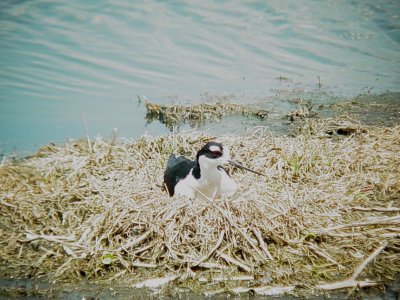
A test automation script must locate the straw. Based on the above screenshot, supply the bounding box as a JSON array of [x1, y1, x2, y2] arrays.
[[0, 115, 399, 297]]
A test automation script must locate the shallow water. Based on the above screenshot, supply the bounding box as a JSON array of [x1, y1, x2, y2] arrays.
[[0, 276, 398, 300], [1, 0, 399, 155]]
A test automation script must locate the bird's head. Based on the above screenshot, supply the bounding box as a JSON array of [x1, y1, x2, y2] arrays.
[[196, 142, 265, 176], [196, 142, 230, 169]]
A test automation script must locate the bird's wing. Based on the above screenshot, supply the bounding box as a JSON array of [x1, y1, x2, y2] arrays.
[[166, 154, 189, 169], [164, 155, 196, 196]]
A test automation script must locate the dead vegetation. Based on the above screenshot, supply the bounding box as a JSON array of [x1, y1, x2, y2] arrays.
[[144, 99, 269, 128], [0, 116, 399, 297]]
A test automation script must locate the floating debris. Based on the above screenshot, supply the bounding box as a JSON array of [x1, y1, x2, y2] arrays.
[[144, 99, 269, 128]]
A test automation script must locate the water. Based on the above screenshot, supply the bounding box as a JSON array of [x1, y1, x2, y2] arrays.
[[1, 0, 399, 155]]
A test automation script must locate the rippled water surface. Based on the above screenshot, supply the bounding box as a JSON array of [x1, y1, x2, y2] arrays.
[[1, 0, 399, 154]]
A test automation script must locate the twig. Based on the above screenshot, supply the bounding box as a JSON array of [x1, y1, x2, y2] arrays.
[[118, 229, 152, 251], [351, 242, 387, 280], [252, 228, 274, 260], [306, 243, 345, 269], [197, 262, 229, 270], [82, 112, 93, 153], [321, 216, 400, 232], [350, 206, 400, 212], [24, 233, 75, 243], [54, 257, 74, 278], [213, 275, 254, 282], [216, 250, 252, 272], [109, 270, 127, 281], [379, 233, 400, 238], [0, 155, 6, 167], [131, 261, 157, 268], [208, 200, 268, 261], [317, 229, 399, 238], [191, 230, 225, 267], [317, 242, 388, 291], [133, 243, 155, 256], [317, 279, 380, 290], [0, 200, 17, 208]]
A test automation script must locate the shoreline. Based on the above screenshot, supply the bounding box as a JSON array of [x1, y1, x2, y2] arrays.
[[1, 91, 399, 162]]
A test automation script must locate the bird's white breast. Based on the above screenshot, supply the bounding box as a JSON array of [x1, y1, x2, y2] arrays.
[[218, 168, 237, 197], [174, 169, 198, 198], [174, 164, 237, 199]]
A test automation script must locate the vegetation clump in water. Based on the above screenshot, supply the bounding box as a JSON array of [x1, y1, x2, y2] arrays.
[[144, 99, 269, 128], [0, 115, 399, 297]]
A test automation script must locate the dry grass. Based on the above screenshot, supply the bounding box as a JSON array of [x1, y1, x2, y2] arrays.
[[145, 99, 268, 128], [0, 116, 399, 297]]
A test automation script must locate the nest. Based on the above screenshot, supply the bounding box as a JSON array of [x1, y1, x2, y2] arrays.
[[0, 116, 399, 297]]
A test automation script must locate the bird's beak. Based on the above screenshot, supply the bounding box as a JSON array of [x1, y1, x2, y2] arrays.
[[228, 160, 265, 176]]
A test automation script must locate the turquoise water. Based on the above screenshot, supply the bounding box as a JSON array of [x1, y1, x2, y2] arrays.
[[1, 0, 399, 155]]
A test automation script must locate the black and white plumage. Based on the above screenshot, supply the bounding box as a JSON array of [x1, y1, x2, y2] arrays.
[[163, 142, 264, 199]]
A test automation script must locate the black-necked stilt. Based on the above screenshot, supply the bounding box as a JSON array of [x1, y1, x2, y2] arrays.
[[163, 142, 264, 199]]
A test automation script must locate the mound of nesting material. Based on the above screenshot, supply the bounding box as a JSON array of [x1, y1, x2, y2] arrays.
[[145, 100, 268, 128], [0, 116, 399, 297]]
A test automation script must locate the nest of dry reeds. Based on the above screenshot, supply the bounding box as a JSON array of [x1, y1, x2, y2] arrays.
[[0, 115, 399, 297]]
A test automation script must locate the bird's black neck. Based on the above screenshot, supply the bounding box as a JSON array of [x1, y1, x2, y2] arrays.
[[193, 162, 201, 179]]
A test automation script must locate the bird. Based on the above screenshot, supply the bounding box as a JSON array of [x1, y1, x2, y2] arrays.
[[163, 142, 264, 199]]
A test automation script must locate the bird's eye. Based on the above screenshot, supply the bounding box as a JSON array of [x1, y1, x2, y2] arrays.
[[211, 151, 222, 158]]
